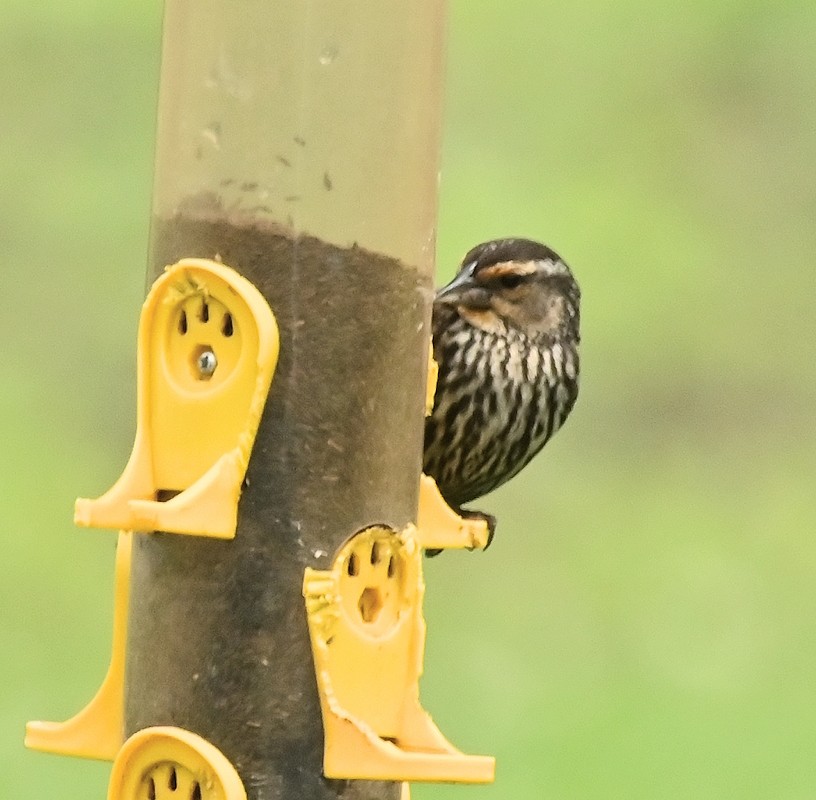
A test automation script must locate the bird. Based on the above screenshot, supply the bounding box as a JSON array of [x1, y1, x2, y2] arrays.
[[423, 237, 581, 553]]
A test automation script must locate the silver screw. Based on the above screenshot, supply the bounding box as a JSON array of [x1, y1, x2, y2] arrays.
[[197, 348, 217, 377]]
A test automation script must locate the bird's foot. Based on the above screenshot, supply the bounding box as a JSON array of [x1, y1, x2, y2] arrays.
[[458, 508, 496, 551], [424, 508, 496, 557]]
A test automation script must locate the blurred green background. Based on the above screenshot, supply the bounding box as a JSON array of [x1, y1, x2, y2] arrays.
[[3, 1, 815, 798]]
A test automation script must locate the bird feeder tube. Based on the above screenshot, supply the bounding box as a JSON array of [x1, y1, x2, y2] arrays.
[[130, 2, 444, 800], [27, 0, 498, 796]]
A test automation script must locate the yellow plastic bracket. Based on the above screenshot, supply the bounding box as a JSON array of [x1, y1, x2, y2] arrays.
[[26, 531, 131, 760], [419, 343, 489, 553], [425, 341, 438, 418], [416, 475, 490, 552], [75, 259, 279, 538], [302, 525, 495, 783], [108, 726, 246, 800]]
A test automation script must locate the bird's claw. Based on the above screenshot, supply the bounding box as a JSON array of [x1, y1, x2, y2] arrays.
[[458, 508, 496, 551], [424, 508, 496, 557]]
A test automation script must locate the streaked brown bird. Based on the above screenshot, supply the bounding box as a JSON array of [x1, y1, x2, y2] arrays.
[[423, 238, 581, 552]]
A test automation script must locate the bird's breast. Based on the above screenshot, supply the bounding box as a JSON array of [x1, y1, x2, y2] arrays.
[[425, 317, 578, 505]]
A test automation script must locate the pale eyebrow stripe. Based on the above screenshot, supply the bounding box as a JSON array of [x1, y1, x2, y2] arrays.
[[479, 260, 538, 280]]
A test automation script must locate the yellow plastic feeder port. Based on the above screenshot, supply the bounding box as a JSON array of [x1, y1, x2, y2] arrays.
[[26, 531, 132, 760], [75, 258, 279, 539], [303, 525, 495, 783], [26, 537, 250, 800], [108, 727, 246, 800]]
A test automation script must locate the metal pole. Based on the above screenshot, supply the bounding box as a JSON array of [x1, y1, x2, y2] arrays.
[[125, 3, 446, 800]]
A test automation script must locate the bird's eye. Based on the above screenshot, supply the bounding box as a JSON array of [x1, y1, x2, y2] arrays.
[[498, 274, 524, 290]]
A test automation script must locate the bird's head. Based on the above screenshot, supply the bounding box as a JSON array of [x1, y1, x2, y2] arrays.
[[436, 238, 580, 341]]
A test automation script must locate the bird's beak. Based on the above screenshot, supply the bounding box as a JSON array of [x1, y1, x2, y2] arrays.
[[436, 261, 479, 303]]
